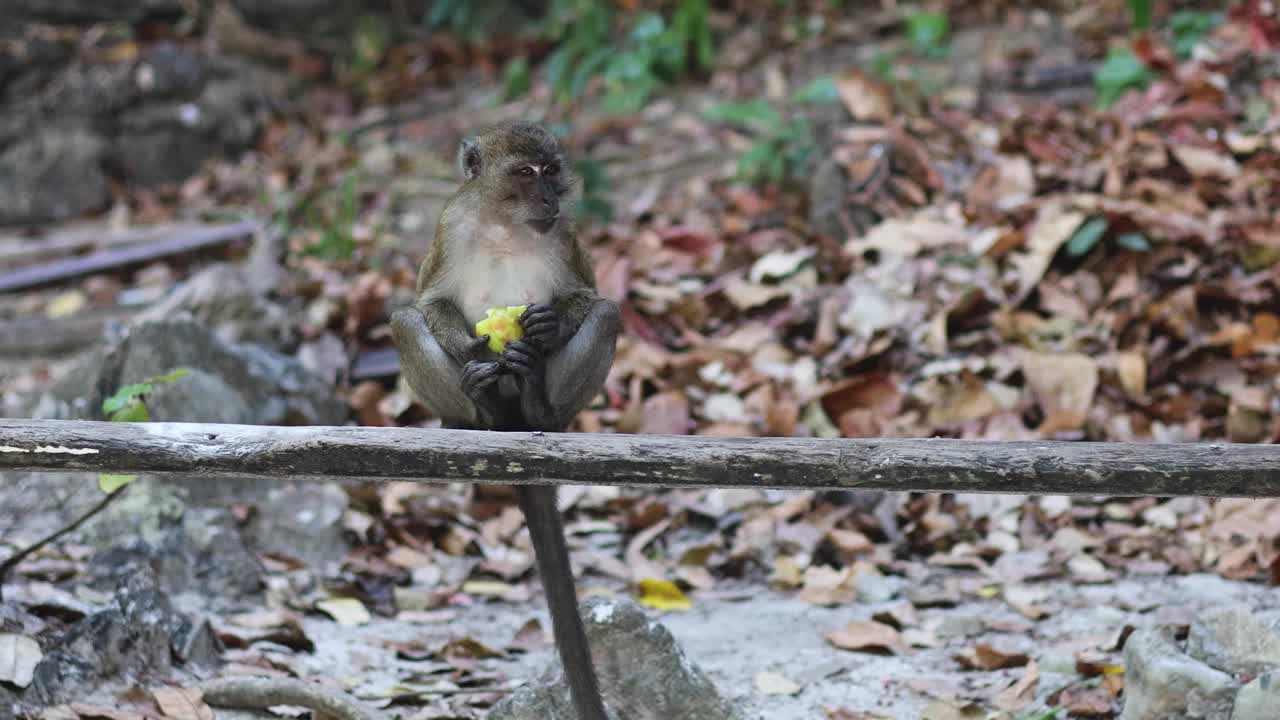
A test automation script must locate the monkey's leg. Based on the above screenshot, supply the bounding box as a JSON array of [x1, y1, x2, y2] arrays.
[[518, 484, 608, 720], [390, 306, 503, 426], [504, 299, 622, 432]]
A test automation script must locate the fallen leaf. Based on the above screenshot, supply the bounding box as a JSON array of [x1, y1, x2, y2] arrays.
[[0, 633, 41, 688], [721, 276, 791, 310], [835, 69, 894, 123], [993, 658, 1039, 711], [754, 670, 802, 696], [637, 578, 692, 611], [825, 620, 909, 655], [315, 597, 371, 626], [440, 637, 504, 659], [461, 579, 519, 597], [46, 291, 86, 319], [749, 248, 814, 283], [1114, 351, 1147, 401], [1009, 201, 1084, 302], [954, 643, 1030, 670], [1171, 144, 1241, 179], [1021, 351, 1099, 435], [151, 687, 213, 720], [1054, 682, 1114, 716], [800, 565, 858, 606]]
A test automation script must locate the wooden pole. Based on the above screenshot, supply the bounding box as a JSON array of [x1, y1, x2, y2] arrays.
[[1, 419, 1277, 497]]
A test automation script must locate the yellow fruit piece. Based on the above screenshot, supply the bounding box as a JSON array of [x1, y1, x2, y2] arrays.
[[474, 305, 527, 353], [637, 578, 693, 611]]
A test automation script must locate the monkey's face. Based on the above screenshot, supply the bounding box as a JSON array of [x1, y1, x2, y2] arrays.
[[501, 157, 569, 233], [461, 122, 576, 234]]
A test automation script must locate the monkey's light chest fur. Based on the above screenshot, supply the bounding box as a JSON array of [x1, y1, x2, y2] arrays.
[[450, 222, 566, 323]]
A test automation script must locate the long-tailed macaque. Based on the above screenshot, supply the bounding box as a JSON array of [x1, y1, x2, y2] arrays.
[[390, 121, 620, 720]]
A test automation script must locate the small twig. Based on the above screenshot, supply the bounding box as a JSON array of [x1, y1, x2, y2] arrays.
[[200, 677, 381, 720], [0, 485, 126, 602]]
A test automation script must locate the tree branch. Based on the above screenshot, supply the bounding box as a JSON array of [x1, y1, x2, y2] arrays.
[[0, 484, 126, 602], [200, 677, 379, 720], [0, 419, 1277, 497]]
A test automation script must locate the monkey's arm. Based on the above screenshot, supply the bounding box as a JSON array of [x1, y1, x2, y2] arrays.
[[391, 300, 503, 428], [505, 296, 620, 432]]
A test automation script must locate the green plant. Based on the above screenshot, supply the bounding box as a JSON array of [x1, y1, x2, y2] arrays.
[[98, 369, 190, 492], [1094, 46, 1153, 108], [1126, 0, 1153, 31], [305, 173, 359, 260], [904, 11, 949, 57], [1170, 11, 1223, 59], [542, 0, 712, 112], [704, 81, 837, 186], [574, 156, 614, 223]]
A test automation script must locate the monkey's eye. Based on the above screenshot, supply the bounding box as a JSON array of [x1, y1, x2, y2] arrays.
[[544, 164, 560, 177], [519, 166, 535, 177]]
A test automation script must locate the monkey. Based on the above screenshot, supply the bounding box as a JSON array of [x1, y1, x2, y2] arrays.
[[390, 120, 620, 720]]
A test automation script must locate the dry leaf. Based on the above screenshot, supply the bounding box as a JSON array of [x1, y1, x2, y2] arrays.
[[1114, 351, 1147, 401], [799, 565, 858, 606], [0, 633, 42, 688], [954, 643, 1030, 670], [1171, 144, 1240, 179], [825, 620, 909, 655], [835, 69, 894, 123], [636, 578, 693, 611], [315, 597, 371, 626], [1021, 351, 1099, 435], [1009, 201, 1083, 302], [754, 670, 802, 696], [151, 687, 213, 720], [993, 658, 1039, 711]]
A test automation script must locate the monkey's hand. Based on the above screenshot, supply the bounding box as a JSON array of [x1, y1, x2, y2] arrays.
[[461, 359, 504, 426], [500, 339, 560, 431], [520, 303, 562, 355]]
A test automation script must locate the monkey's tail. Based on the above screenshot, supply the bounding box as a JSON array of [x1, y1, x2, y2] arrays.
[[517, 483, 609, 720]]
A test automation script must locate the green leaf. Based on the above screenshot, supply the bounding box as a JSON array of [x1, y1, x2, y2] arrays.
[[1067, 217, 1109, 258], [794, 76, 839, 104], [147, 369, 191, 385], [1094, 47, 1152, 108], [502, 56, 531, 99], [98, 474, 137, 493], [109, 401, 150, 423], [1115, 232, 1151, 252], [630, 12, 666, 43], [1126, 0, 1153, 31], [1171, 11, 1223, 60], [905, 12, 948, 55], [102, 383, 152, 415], [703, 100, 782, 131]]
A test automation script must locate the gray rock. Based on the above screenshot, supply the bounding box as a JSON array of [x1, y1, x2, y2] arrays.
[[134, 43, 209, 100], [0, 128, 108, 225], [0, 22, 290, 224], [1232, 672, 1280, 720], [1121, 626, 1237, 720], [33, 317, 345, 426], [133, 263, 298, 352], [0, 686, 17, 720], [82, 491, 263, 604], [28, 572, 221, 704], [242, 482, 350, 571], [1186, 605, 1280, 677], [490, 597, 739, 720]]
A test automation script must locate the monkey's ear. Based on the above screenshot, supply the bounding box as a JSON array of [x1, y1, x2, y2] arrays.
[[458, 138, 481, 180]]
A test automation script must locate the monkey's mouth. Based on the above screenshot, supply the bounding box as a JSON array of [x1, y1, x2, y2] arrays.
[[527, 215, 559, 233]]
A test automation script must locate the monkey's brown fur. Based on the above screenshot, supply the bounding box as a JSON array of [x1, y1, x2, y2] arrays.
[[392, 121, 619, 720]]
